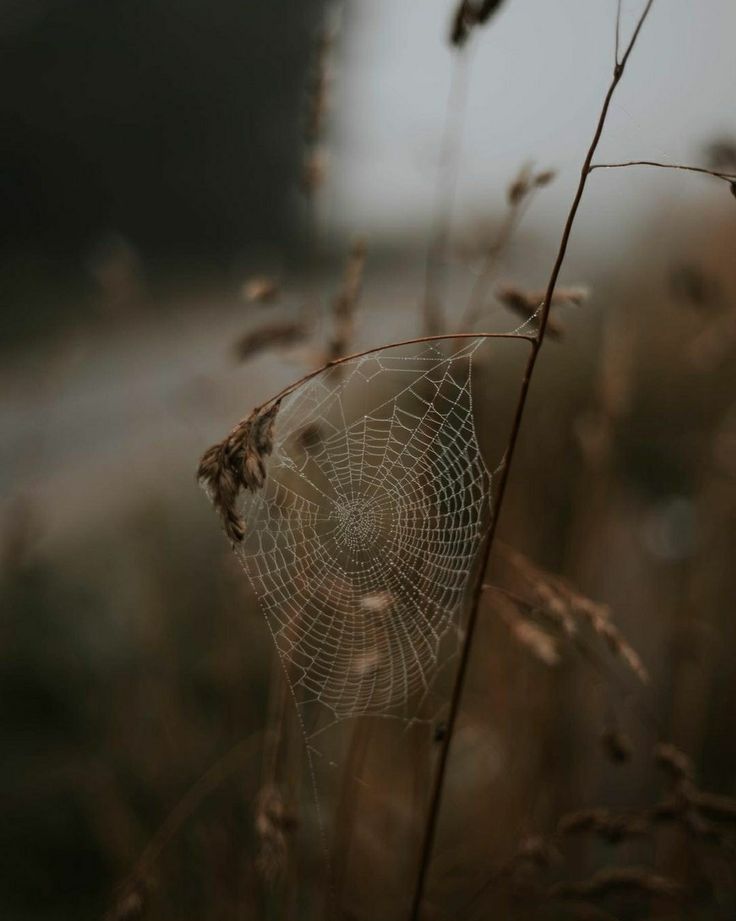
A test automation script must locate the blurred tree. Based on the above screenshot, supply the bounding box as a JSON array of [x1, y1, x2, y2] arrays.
[[0, 0, 322, 272]]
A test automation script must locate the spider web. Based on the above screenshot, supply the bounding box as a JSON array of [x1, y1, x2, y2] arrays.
[[234, 337, 498, 732]]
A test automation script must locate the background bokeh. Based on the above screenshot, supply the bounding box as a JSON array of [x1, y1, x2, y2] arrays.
[[2, 1, 735, 919]]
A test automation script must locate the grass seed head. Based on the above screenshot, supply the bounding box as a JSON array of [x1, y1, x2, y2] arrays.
[[233, 321, 306, 363], [197, 401, 281, 544]]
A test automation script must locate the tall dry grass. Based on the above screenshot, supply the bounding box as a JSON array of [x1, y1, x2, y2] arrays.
[[3, 3, 736, 921]]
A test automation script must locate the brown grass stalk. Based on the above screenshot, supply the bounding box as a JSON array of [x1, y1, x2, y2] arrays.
[[327, 238, 367, 362], [408, 3, 657, 917], [461, 165, 557, 328], [422, 53, 472, 336], [328, 717, 375, 912]]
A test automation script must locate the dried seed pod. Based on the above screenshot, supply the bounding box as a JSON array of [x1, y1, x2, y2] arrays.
[[197, 401, 281, 543], [550, 284, 590, 306], [507, 165, 533, 205], [493, 543, 648, 683], [478, 0, 505, 24], [242, 276, 280, 304], [233, 321, 306, 363], [655, 742, 695, 784], [496, 284, 564, 338], [533, 168, 557, 187], [450, 0, 473, 47], [450, 0, 505, 46], [503, 603, 561, 666], [254, 785, 298, 883]]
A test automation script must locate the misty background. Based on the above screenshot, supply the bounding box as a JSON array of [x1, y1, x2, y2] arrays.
[[2, 2, 735, 919]]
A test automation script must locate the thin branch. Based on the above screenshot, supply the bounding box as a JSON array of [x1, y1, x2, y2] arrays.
[[252, 329, 535, 414], [423, 52, 473, 335], [408, 2, 657, 918], [535, 0, 656, 347], [614, 0, 622, 64], [590, 159, 736, 184]]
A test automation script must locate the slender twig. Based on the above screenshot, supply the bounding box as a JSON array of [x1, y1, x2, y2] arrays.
[[461, 183, 539, 329], [590, 159, 736, 184], [423, 52, 473, 335], [614, 0, 622, 64], [408, 2, 657, 918], [251, 330, 534, 414]]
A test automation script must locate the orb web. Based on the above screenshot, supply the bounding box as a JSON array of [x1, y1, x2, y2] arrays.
[[235, 338, 495, 724]]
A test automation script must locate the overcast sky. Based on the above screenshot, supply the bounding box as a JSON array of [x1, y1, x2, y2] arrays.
[[328, 0, 735, 244]]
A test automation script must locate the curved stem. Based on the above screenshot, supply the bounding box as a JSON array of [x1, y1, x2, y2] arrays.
[[252, 330, 535, 414], [589, 159, 736, 183]]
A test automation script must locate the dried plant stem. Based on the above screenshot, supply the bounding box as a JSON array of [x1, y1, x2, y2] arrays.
[[327, 238, 367, 362], [328, 718, 374, 911], [423, 52, 472, 335], [408, 3, 656, 918], [251, 330, 534, 415], [262, 663, 291, 788], [461, 188, 537, 328], [590, 160, 736, 184]]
